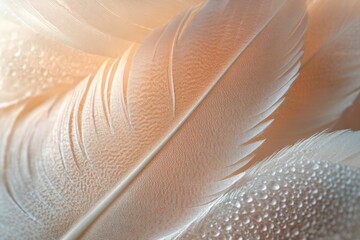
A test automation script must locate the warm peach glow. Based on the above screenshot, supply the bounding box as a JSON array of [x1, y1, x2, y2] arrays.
[[0, 0, 359, 239]]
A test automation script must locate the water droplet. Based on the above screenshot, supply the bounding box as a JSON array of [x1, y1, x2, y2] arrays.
[[14, 48, 21, 57], [225, 224, 232, 231], [270, 182, 280, 191], [245, 195, 253, 203], [261, 224, 268, 232], [312, 163, 320, 170]]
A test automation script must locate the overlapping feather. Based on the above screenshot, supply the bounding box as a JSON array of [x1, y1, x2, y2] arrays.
[[174, 131, 360, 239]]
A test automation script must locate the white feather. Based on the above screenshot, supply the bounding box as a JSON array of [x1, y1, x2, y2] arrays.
[[0, 0, 307, 239], [174, 131, 360, 239]]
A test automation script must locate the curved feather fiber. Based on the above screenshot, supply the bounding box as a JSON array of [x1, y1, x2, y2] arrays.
[[0, 17, 105, 108], [1, 0, 201, 56], [253, 0, 360, 162], [0, 0, 307, 239], [174, 131, 360, 239]]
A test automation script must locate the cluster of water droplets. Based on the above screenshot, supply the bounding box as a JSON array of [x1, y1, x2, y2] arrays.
[[0, 20, 105, 106], [179, 159, 360, 239]]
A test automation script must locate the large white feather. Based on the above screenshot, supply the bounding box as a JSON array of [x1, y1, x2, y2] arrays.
[[0, 0, 307, 239], [253, 0, 360, 162], [174, 131, 360, 239]]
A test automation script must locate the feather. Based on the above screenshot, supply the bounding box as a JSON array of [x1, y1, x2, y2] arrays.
[[253, 0, 360, 162], [0, 16, 105, 108], [0, 0, 307, 239], [334, 94, 360, 131], [1, 0, 202, 56], [173, 130, 360, 239]]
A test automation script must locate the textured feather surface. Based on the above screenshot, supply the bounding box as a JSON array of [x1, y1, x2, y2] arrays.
[[1, 0, 202, 56], [174, 131, 360, 239], [0, 0, 307, 239], [0, 17, 105, 108], [253, 0, 360, 162]]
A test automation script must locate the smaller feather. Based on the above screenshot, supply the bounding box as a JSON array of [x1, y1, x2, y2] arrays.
[[173, 131, 360, 239]]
